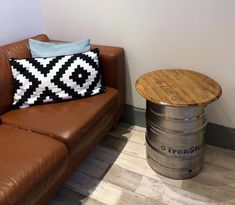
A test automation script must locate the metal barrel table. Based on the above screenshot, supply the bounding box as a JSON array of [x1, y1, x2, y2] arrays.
[[135, 69, 222, 179]]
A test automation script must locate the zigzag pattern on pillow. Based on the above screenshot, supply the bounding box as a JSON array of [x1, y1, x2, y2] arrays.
[[10, 48, 105, 108]]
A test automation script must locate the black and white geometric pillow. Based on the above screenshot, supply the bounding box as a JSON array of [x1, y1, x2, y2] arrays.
[[10, 48, 105, 108]]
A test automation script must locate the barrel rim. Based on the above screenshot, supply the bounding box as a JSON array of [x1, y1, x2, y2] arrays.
[[147, 105, 207, 121], [146, 120, 207, 135]]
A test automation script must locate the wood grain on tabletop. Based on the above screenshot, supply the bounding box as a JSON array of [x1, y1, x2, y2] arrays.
[[135, 69, 222, 107]]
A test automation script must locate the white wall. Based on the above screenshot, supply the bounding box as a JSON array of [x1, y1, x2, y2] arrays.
[[0, 0, 43, 45], [42, 0, 235, 128]]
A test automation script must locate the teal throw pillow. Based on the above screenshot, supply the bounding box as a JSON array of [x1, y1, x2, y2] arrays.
[[29, 38, 90, 58]]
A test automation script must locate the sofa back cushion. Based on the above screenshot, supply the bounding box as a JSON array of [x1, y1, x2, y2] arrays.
[[0, 34, 49, 114], [29, 38, 90, 58]]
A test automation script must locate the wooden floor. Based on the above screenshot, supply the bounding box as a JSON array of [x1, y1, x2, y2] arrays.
[[49, 123, 235, 205]]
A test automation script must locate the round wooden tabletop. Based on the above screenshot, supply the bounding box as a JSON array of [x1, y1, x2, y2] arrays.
[[135, 69, 222, 107]]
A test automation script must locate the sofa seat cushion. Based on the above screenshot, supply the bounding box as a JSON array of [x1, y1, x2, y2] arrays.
[[0, 125, 68, 205], [1, 87, 119, 150]]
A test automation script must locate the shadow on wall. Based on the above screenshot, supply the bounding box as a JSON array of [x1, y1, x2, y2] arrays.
[[207, 97, 235, 128], [124, 51, 135, 109]]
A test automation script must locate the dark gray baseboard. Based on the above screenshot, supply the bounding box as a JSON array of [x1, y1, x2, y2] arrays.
[[120, 104, 146, 128], [206, 123, 235, 150], [120, 104, 235, 150]]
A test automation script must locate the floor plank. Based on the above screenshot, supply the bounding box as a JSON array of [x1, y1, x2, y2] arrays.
[[204, 145, 235, 170], [48, 187, 105, 205], [121, 140, 146, 159], [89, 181, 123, 205], [78, 157, 111, 179], [116, 188, 146, 205], [103, 165, 142, 192], [99, 134, 128, 152], [49, 123, 235, 205], [109, 126, 146, 145], [118, 123, 146, 133], [136, 176, 232, 205], [144, 197, 167, 205], [64, 172, 100, 197], [88, 145, 120, 164]]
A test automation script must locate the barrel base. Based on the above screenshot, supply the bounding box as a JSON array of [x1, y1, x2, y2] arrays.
[[146, 153, 203, 179]]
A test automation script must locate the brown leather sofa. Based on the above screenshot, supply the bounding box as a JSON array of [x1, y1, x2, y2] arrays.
[[0, 34, 125, 205]]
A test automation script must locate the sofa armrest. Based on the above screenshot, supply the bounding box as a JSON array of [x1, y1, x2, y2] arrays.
[[91, 45, 126, 120]]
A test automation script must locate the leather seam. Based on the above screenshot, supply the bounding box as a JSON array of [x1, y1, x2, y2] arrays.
[[1, 121, 64, 142]]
